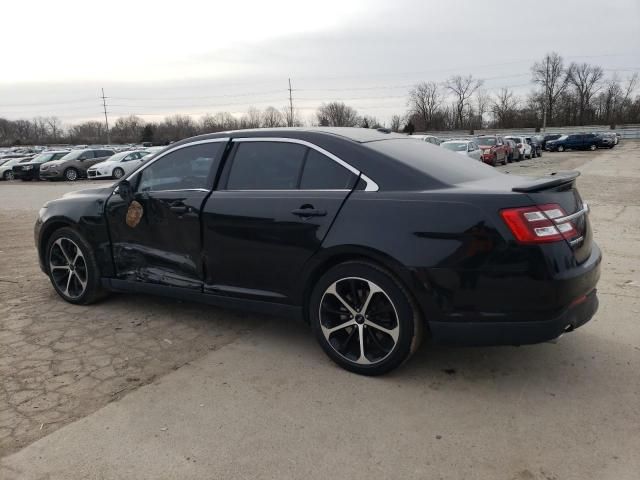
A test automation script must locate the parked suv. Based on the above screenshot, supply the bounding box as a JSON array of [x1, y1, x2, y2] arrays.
[[504, 136, 532, 159], [475, 135, 508, 166], [12, 150, 69, 181], [40, 148, 115, 181], [546, 134, 599, 152]]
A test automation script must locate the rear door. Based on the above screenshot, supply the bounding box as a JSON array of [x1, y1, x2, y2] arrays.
[[105, 140, 225, 289], [202, 139, 358, 301]]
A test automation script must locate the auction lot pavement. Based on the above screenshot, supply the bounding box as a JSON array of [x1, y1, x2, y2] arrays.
[[1, 143, 639, 479]]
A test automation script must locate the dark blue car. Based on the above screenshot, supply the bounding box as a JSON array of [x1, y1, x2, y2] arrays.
[[546, 133, 599, 152]]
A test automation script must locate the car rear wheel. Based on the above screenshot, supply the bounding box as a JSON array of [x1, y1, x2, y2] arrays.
[[310, 261, 422, 376], [113, 167, 125, 179], [589, 144, 596, 151], [558, 145, 565, 152], [3, 171, 14, 180], [46, 227, 106, 305], [64, 168, 79, 181]]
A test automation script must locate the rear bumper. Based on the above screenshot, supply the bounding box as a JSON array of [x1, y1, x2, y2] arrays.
[[428, 289, 598, 346]]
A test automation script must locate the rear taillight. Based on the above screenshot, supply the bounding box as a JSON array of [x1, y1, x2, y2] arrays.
[[500, 203, 577, 244]]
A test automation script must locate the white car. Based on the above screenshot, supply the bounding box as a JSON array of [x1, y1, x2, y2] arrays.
[[0, 157, 32, 180], [504, 136, 532, 159], [440, 140, 483, 161], [87, 150, 150, 180]]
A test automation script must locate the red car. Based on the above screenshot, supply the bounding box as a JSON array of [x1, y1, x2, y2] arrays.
[[476, 136, 508, 166]]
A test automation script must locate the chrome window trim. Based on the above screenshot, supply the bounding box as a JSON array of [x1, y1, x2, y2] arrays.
[[232, 137, 379, 192], [123, 137, 230, 183]]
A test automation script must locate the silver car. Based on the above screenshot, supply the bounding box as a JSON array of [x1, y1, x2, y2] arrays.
[[440, 140, 483, 161]]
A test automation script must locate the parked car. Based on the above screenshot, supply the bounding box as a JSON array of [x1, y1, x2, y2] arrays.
[[440, 140, 482, 161], [505, 139, 521, 162], [0, 157, 33, 180], [409, 134, 441, 145], [504, 136, 532, 159], [546, 133, 599, 152], [87, 150, 151, 180], [525, 137, 543, 158], [595, 133, 616, 148], [542, 134, 562, 149], [34, 128, 601, 375], [12, 150, 69, 181], [40, 148, 116, 181], [475, 135, 508, 166]]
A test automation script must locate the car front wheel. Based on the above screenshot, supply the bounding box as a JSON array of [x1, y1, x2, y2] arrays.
[[64, 168, 79, 181], [310, 261, 422, 376], [589, 144, 596, 151], [46, 227, 105, 305], [113, 167, 125, 179], [3, 171, 14, 180], [558, 145, 565, 152]]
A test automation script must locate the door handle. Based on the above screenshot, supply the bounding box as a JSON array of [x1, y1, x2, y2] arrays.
[[169, 204, 189, 214], [291, 207, 327, 217]]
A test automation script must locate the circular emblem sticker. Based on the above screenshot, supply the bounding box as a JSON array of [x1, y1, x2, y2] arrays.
[[126, 200, 144, 228]]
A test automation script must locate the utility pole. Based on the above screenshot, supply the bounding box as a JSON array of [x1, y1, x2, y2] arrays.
[[288, 78, 294, 127], [101, 88, 111, 144]]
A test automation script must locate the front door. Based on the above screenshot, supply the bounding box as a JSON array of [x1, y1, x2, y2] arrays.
[[105, 140, 226, 289], [202, 139, 358, 301]]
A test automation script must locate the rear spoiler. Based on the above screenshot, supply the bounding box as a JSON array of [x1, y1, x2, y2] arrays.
[[512, 171, 580, 193]]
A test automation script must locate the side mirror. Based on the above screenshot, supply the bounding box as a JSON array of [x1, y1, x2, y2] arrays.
[[118, 179, 135, 203]]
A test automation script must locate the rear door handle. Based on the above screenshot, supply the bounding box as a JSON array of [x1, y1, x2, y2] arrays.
[[291, 208, 327, 217]]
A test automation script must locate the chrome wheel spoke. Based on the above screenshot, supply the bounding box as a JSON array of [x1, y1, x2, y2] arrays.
[[49, 237, 88, 300], [364, 320, 399, 342], [320, 277, 399, 366]]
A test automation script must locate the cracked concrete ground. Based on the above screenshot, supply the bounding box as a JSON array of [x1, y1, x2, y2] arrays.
[[0, 205, 262, 456], [0, 142, 638, 479]]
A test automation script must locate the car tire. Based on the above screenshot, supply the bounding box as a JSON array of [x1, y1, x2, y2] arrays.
[[589, 144, 596, 151], [113, 167, 125, 179], [46, 227, 106, 305], [64, 168, 79, 181], [537, 149, 542, 157], [558, 145, 565, 152], [3, 171, 14, 180], [309, 260, 423, 376]]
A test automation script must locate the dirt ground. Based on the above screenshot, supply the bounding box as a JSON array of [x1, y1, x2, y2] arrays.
[[0, 142, 639, 471]]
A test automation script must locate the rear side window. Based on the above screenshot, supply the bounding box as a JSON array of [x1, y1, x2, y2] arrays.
[[226, 142, 306, 190], [367, 139, 500, 185], [300, 149, 355, 189], [138, 142, 221, 192]]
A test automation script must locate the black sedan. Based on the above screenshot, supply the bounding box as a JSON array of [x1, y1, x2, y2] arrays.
[[34, 128, 601, 375], [12, 150, 69, 181]]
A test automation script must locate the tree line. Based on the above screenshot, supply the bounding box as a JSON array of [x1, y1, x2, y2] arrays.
[[1, 52, 638, 146]]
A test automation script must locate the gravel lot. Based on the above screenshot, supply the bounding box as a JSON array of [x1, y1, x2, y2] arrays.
[[0, 143, 639, 479]]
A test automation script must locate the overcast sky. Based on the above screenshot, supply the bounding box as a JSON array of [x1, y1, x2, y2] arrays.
[[1, 0, 638, 125]]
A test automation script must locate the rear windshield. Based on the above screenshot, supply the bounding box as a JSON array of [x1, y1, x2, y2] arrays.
[[366, 139, 500, 185], [476, 137, 497, 145]]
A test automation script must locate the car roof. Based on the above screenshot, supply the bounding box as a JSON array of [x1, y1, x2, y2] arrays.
[[170, 127, 407, 147]]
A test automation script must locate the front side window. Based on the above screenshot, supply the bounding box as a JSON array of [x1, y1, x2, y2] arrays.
[[226, 142, 306, 190], [300, 149, 355, 189], [138, 142, 221, 192]]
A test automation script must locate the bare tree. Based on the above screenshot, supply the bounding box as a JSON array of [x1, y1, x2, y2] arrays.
[[390, 115, 402, 132], [240, 107, 262, 129], [531, 52, 570, 125], [444, 75, 483, 128], [45, 116, 63, 141], [316, 102, 359, 127], [475, 89, 490, 129], [567, 63, 604, 124], [492, 88, 519, 127], [262, 106, 285, 128], [407, 82, 442, 131]]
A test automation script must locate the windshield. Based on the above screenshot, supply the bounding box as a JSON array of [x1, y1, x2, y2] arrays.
[[30, 153, 55, 163], [57, 150, 83, 161], [107, 152, 130, 162], [442, 142, 467, 152], [557, 135, 568, 141], [476, 137, 496, 146]]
